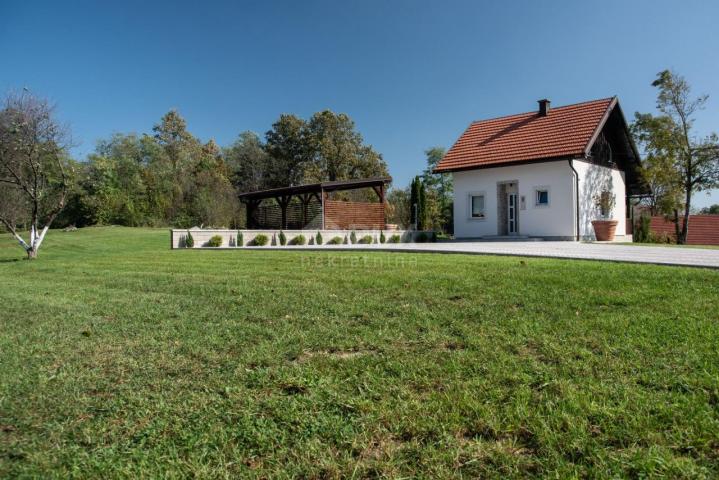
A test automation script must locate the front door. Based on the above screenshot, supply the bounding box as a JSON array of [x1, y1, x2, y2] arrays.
[[507, 193, 518, 234]]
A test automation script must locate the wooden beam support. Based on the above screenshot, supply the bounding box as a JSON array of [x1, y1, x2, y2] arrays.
[[245, 199, 260, 229], [275, 195, 292, 229], [372, 184, 385, 203]]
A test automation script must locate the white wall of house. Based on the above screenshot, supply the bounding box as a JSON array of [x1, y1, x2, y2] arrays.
[[452, 159, 628, 240], [573, 159, 626, 240], [452, 161, 576, 239]]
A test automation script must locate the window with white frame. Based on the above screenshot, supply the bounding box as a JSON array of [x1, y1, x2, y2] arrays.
[[534, 187, 549, 207], [470, 194, 485, 218]]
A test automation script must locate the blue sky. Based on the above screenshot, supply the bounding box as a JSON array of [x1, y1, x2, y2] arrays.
[[2, 0, 718, 207]]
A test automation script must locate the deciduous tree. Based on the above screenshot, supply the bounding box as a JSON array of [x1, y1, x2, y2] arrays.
[[632, 70, 719, 243], [0, 91, 73, 258]]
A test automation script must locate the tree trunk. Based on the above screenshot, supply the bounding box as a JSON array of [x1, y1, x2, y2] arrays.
[[679, 188, 691, 245], [26, 248, 38, 259]]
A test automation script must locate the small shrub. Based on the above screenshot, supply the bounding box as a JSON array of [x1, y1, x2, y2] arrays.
[[651, 231, 674, 244], [185, 231, 194, 248], [237, 232, 243, 247], [328, 236, 343, 245], [252, 234, 269, 246], [415, 232, 429, 243], [316, 231, 323, 245], [290, 234, 306, 245], [380, 231, 386, 244], [279, 231, 287, 246], [207, 235, 223, 247], [634, 215, 651, 243], [358, 235, 373, 244], [388, 234, 401, 243], [343, 235, 349, 244], [350, 231, 357, 244]]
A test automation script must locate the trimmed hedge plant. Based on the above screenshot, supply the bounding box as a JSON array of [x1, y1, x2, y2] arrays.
[[388, 234, 401, 243], [184, 231, 194, 248], [290, 234, 306, 245], [327, 236, 343, 245], [358, 235, 373, 244], [207, 235, 223, 247], [252, 234, 269, 246]]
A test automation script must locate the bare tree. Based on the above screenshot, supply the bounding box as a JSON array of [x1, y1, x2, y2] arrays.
[[0, 91, 73, 258]]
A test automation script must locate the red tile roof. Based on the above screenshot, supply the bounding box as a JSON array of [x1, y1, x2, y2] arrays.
[[434, 97, 617, 172]]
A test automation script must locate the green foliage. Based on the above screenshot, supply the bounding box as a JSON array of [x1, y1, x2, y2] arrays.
[[409, 176, 428, 230], [386, 187, 410, 228], [315, 231, 323, 245], [237, 231, 243, 247], [327, 236, 343, 245], [207, 235, 223, 247], [634, 215, 652, 243], [279, 230, 287, 246], [632, 69, 719, 244], [185, 231, 194, 248], [51, 108, 387, 231], [357, 235, 373, 244], [421, 147, 453, 233], [380, 231, 386, 244], [349, 231, 357, 244], [415, 232, 429, 243], [290, 234, 306, 245], [700, 204, 719, 214], [388, 234, 401, 243], [252, 234, 269, 246], [343, 235, 349, 244], [2, 227, 719, 477]]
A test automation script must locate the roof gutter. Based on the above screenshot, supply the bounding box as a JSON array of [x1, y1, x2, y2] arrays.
[[568, 159, 580, 241]]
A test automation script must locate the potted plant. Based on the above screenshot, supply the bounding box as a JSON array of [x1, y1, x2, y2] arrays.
[[591, 191, 618, 241]]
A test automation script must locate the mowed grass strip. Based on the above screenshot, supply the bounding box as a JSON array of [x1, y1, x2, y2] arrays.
[[1, 227, 718, 478]]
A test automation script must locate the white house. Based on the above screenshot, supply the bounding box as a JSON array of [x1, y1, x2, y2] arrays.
[[434, 97, 643, 240]]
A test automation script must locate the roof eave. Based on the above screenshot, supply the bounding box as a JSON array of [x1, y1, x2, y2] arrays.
[[433, 154, 583, 174]]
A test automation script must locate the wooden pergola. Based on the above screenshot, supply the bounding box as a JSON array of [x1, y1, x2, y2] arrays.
[[238, 177, 391, 230]]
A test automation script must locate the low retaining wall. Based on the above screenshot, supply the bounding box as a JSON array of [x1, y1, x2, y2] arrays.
[[649, 215, 719, 245], [170, 229, 433, 249]]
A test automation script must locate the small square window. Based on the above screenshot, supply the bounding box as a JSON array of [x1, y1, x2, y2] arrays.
[[471, 195, 485, 218], [535, 189, 549, 206]]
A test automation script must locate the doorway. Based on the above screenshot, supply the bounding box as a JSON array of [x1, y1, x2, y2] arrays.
[[507, 192, 518, 234], [497, 181, 519, 236]]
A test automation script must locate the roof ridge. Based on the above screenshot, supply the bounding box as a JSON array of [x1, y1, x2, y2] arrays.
[[470, 96, 615, 125]]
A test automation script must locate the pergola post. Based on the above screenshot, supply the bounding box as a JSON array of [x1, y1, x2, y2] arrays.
[[276, 195, 291, 229], [372, 184, 385, 203], [245, 199, 260, 229], [320, 188, 326, 230], [300, 193, 310, 229]]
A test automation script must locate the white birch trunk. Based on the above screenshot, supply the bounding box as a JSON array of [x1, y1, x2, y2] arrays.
[[35, 225, 50, 250]]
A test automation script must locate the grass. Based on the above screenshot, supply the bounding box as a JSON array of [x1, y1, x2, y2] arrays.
[[1, 227, 718, 478]]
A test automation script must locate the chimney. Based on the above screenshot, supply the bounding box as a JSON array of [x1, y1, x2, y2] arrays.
[[538, 99, 551, 116]]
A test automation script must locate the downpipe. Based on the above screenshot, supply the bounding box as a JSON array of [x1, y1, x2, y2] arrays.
[[568, 159, 580, 241]]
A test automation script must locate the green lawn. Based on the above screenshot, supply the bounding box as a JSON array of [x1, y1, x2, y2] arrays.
[[1, 227, 718, 478]]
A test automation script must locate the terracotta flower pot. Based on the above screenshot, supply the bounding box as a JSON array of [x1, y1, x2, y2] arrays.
[[591, 220, 618, 241]]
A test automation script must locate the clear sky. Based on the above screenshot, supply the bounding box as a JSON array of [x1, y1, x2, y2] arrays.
[[2, 0, 718, 207]]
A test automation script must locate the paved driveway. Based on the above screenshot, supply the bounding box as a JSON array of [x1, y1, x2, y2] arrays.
[[279, 241, 719, 268]]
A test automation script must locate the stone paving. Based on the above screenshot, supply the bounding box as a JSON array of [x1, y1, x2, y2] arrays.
[[273, 241, 719, 269]]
